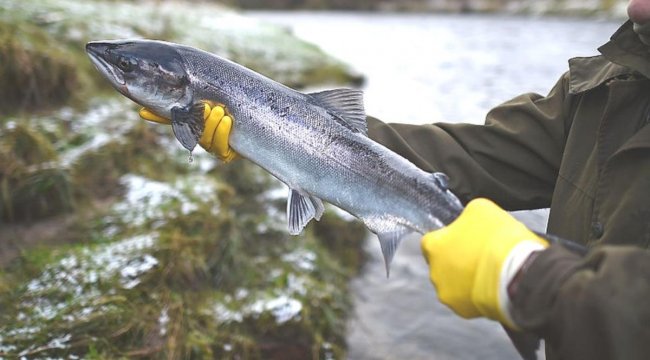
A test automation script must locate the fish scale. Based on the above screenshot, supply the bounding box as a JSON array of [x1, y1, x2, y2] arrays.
[[86, 39, 464, 275]]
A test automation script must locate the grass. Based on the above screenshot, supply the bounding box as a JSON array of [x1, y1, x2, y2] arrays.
[[0, 21, 79, 113], [0, 163, 364, 359], [0, 122, 74, 222]]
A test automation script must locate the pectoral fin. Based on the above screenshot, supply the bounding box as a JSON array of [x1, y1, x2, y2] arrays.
[[287, 189, 324, 235], [171, 103, 205, 151]]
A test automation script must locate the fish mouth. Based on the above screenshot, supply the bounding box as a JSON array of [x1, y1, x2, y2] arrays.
[[85, 41, 127, 91]]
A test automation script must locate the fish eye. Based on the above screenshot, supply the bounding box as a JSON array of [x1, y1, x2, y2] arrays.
[[117, 57, 136, 72]]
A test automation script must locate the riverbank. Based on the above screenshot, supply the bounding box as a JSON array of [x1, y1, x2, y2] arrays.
[[0, 1, 367, 358]]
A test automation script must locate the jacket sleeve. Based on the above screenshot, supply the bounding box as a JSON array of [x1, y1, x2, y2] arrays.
[[367, 72, 573, 210], [510, 245, 650, 360]]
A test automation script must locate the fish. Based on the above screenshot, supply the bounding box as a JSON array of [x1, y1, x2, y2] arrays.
[[85, 39, 464, 275]]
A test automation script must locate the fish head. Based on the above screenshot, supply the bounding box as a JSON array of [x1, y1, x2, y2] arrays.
[[85, 39, 190, 116]]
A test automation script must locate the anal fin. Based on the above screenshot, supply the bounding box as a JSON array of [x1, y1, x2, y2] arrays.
[[377, 226, 413, 278], [310, 195, 325, 221], [287, 189, 325, 235]]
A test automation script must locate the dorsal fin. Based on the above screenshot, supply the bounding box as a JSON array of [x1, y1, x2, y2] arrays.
[[309, 88, 367, 134]]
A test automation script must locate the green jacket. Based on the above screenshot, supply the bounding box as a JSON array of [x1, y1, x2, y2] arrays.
[[368, 21, 650, 360]]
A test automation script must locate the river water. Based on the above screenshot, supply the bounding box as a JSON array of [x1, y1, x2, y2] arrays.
[[247, 11, 621, 360]]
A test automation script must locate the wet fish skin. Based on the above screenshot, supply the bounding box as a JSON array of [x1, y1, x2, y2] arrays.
[[85, 39, 464, 274]]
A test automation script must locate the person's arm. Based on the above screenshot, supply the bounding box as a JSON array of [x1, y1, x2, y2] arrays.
[[510, 244, 650, 360], [421, 199, 650, 360], [368, 72, 573, 210]]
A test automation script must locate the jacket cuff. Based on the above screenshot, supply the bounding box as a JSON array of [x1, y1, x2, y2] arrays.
[[508, 245, 582, 332], [499, 240, 547, 329]]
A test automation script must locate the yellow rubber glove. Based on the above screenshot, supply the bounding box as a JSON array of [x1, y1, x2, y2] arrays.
[[421, 198, 548, 329], [138, 103, 238, 163]]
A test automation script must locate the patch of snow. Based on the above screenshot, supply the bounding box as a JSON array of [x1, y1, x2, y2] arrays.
[[322, 341, 335, 360], [286, 273, 308, 296], [213, 302, 244, 324], [113, 174, 220, 226], [4, 120, 16, 130], [114, 175, 184, 226], [60, 133, 112, 167], [119, 254, 159, 289], [282, 249, 316, 271], [251, 295, 302, 324], [235, 288, 249, 300], [46, 333, 71, 349], [158, 307, 169, 336], [0, 337, 17, 353], [5, 234, 160, 352], [23, 233, 158, 320], [5, 326, 40, 338]]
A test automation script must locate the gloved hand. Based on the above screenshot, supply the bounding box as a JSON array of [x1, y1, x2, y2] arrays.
[[421, 198, 548, 329], [138, 103, 238, 162]]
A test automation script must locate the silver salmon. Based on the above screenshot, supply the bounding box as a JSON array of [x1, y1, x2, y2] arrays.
[[85, 39, 464, 275]]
